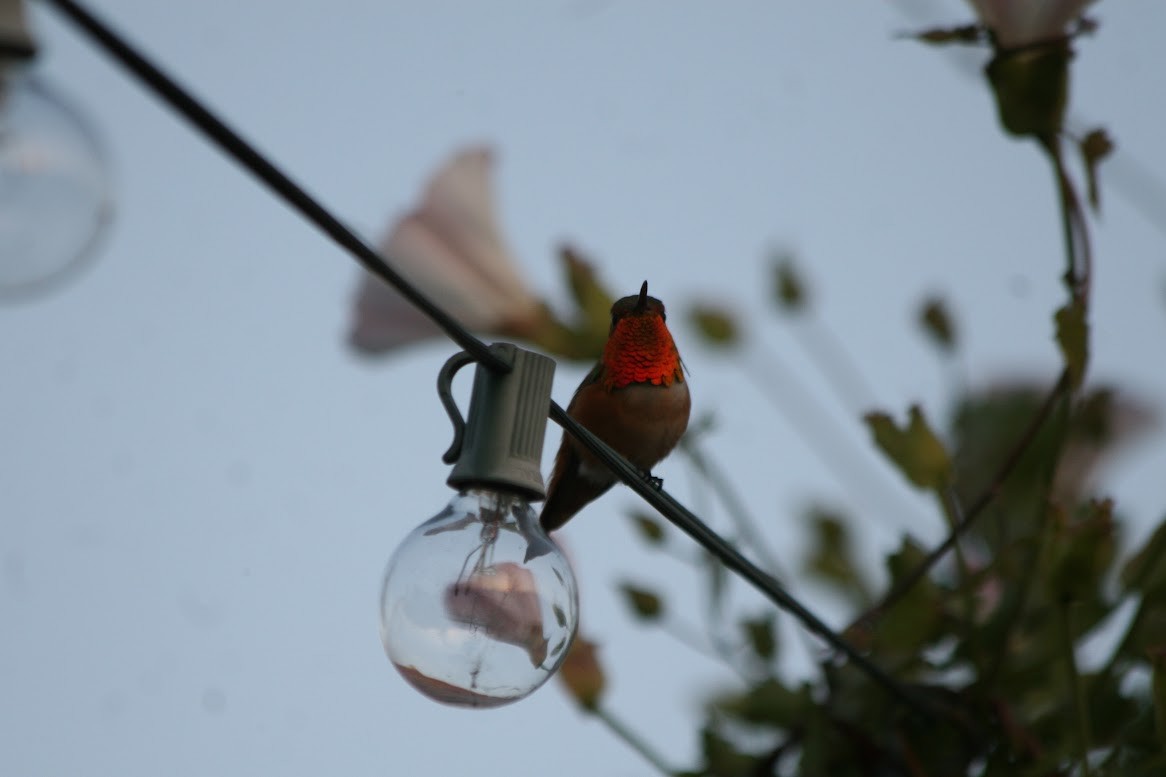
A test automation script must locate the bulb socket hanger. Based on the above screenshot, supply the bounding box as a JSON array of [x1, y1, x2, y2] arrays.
[[0, 0, 37, 61], [438, 343, 556, 501]]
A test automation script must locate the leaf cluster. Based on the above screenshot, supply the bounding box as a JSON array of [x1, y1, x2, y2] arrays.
[[667, 386, 1166, 776], [558, 262, 1161, 773]]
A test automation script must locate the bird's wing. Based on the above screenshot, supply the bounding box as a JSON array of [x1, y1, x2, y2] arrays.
[[566, 361, 605, 411]]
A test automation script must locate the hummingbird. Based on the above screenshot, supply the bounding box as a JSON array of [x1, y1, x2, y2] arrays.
[[540, 281, 690, 533]]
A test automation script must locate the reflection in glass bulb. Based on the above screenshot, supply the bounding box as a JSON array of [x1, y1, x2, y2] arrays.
[[380, 489, 579, 708], [0, 64, 112, 299]]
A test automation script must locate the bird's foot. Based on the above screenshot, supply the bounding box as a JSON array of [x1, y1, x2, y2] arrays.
[[640, 470, 664, 490]]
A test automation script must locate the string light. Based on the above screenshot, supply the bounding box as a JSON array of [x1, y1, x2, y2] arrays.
[[40, 0, 939, 722], [380, 345, 577, 707], [0, 0, 111, 298]]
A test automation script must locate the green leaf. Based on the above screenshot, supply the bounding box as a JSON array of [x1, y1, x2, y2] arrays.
[[803, 508, 870, 603], [1120, 518, 1166, 596], [798, 705, 858, 776], [698, 726, 760, 777], [896, 689, 986, 776], [1055, 300, 1089, 389], [713, 678, 810, 729], [1121, 606, 1166, 666], [559, 244, 614, 351], [1084, 663, 1143, 747], [1079, 128, 1114, 213], [1118, 518, 1166, 662], [873, 537, 946, 656], [618, 583, 664, 621], [741, 614, 778, 661], [627, 511, 666, 546], [1152, 646, 1166, 745], [918, 295, 958, 352], [1048, 499, 1117, 603], [864, 405, 952, 490], [772, 253, 808, 313], [688, 304, 741, 347]]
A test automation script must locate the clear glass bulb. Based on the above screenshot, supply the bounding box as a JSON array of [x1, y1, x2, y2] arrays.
[[0, 64, 112, 299], [380, 488, 579, 708]]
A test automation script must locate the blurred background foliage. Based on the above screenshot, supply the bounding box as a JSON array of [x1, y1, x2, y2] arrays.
[[551, 246, 1163, 776], [542, 13, 1166, 769]]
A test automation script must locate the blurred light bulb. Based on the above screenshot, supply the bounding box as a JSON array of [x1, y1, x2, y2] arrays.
[[0, 63, 112, 298], [380, 488, 578, 708]]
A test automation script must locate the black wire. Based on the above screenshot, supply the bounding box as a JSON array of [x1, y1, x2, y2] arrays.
[[38, 0, 509, 374], [548, 403, 948, 720], [41, 0, 947, 724]]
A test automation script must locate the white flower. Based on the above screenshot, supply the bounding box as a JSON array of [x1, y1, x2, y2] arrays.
[[349, 146, 541, 353], [966, 0, 1096, 49]]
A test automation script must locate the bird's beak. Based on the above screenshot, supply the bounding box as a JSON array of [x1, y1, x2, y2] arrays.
[[635, 281, 648, 312]]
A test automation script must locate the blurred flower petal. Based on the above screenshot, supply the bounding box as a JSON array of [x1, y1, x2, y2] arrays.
[[444, 561, 549, 668], [348, 146, 541, 354], [557, 634, 606, 710], [966, 0, 1096, 49]]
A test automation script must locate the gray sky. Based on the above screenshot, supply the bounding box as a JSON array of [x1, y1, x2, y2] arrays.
[[4, 1, 1165, 775]]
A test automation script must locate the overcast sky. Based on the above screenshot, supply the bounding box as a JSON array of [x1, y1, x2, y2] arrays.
[[4, 2, 1165, 776]]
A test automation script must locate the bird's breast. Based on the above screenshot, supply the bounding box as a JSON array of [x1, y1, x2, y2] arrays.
[[570, 379, 691, 477]]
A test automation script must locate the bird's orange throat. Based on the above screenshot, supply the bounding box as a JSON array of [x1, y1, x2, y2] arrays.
[[602, 316, 684, 389]]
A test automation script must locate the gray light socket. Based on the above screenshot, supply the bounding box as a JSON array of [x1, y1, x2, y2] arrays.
[[447, 344, 556, 500]]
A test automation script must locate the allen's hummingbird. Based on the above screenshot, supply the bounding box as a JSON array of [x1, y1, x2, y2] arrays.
[[540, 281, 690, 532]]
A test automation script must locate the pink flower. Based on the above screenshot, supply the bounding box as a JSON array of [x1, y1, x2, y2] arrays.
[[348, 146, 542, 353], [444, 561, 549, 668], [966, 0, 1097, 49]]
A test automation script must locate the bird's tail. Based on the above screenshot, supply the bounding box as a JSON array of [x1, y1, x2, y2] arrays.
[[539, 445, 614, 532]]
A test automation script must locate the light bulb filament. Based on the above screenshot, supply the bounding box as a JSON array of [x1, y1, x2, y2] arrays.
[[453, 518, 501, 590]]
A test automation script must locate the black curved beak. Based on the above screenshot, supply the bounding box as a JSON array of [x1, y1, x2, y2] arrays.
[[635, 280, 648, 311]]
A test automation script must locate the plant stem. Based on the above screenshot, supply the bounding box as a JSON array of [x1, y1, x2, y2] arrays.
[[792, 317, 880, 412], [593, 705, 675, 776], [982, 497, 1054, 690], [1045, 136, 1093, 310], [660, 616, 750, 681], [1058, 601, 1094, 777], [937, 487, 984, 669], [741, 341, 926, 531], [982, 391, 1071, 689], [680, 438, 785, 576]]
